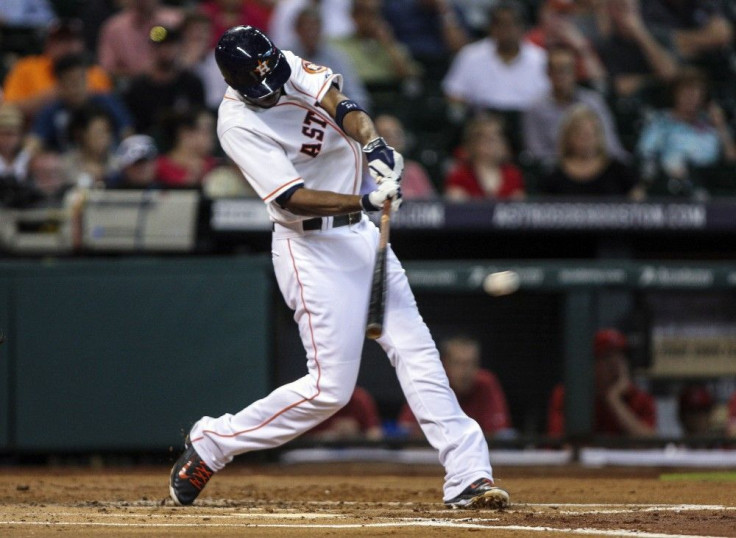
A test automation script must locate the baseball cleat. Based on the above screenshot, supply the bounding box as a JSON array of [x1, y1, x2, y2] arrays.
[[169, 438, 214, 506], [444, 477, 510, 509]]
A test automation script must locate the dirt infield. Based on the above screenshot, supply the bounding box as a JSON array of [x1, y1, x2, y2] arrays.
[[1, 462, 735, 537]]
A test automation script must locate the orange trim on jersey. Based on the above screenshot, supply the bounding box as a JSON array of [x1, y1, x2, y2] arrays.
[[275, 101, 362, 195], [263, 176, 303, 202], [289, 74, 337, 105], [191, 239, 322, 444], [223, 95, 239, 101], [315, 75, 338, 103]]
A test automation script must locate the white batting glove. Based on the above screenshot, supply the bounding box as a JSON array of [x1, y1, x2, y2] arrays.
[[363, 137, 404, 184], [361, 179, 402, 213]]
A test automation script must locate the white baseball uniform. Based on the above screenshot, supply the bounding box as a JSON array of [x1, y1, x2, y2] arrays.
[[188, 52, 494, 501]]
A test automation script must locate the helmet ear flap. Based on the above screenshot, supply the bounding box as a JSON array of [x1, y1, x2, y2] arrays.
[[215, 25, 292, 100]]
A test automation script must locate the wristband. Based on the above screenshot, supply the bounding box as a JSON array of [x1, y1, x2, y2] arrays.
[[360, 193, 380, 212], [362, 137, 387, 154], [335, 100, 365, 132]]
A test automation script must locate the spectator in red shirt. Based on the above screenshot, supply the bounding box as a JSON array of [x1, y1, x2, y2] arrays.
[[547, 328, 656, 437], [444, 114, 525, 200], [155, 108, 218, 188], [677, 384, 715, 436], [398, 335, 513, 438], [306, 386, 383, 441], [727, 392, 736, 438]]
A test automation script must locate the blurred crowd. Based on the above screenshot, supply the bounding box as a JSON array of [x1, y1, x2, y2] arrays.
[[2, 0, 736, 209], [306, 330, 736, 443]]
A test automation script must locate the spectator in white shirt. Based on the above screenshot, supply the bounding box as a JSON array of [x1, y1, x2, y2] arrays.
[[442, 0, 549, 115]]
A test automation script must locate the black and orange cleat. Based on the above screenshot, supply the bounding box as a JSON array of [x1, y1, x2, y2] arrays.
[[444, 477, 509, 509], [169, 439, 214, 506]]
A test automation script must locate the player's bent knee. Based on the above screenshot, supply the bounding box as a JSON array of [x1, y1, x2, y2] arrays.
[[314, 383, 355, 411]]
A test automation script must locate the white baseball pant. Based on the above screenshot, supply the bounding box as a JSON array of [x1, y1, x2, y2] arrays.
[[189, 216, 493, 500]]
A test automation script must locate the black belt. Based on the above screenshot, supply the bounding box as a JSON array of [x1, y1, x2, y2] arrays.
[[273, 211, 362, 231]]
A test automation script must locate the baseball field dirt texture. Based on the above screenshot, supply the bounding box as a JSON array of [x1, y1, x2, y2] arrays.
[[1, 462, 735, 537]]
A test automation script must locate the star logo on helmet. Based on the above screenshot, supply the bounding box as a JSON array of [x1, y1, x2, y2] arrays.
[[254, 59, 271, 77]]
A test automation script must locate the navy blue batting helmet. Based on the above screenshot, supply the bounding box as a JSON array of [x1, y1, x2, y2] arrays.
[[215, 26, 291, 100]]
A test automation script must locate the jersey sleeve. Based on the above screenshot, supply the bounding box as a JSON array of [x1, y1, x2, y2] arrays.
[[219, 125, 304, 203], [285, 51, 343, 104]]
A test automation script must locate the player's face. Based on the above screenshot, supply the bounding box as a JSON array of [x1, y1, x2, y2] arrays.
[[245, 88, 283, 109]]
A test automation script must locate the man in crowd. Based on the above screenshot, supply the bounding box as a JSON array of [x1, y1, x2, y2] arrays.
[[2, 19, 112, 118], [443, 1, 549, 115], [398, 335, 514, 438], [122, 25, 205, 136], [29, 53, 132, 153], [97, 0, 183, 82], [548, 328, 656, 437], [291, 6, 371, 112], [523, 45, 628, 168]]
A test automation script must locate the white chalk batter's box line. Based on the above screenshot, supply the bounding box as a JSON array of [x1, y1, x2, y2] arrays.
[[0, 518, 729, 538]]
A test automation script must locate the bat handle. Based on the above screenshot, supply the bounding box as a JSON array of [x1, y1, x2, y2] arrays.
[[378, 199, 391, 245]]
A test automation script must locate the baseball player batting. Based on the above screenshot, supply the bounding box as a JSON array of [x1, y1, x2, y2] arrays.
[[169, 25, 509, 510]]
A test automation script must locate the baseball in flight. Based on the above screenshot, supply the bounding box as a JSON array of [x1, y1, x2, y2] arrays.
[[483, 270, 520, 296]]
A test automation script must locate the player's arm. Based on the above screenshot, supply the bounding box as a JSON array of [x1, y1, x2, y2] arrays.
[[283, 182, 400, 216], [283, 86, 404, 216], [282, 188, 361, 216], [320, 85, 380, 147], [320, 85, 404, 184]]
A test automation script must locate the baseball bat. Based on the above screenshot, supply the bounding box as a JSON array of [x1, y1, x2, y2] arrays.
[[365, 200, 391, 339]]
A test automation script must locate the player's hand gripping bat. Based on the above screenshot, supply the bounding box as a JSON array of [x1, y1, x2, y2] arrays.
[[365, 199, 391, 339]]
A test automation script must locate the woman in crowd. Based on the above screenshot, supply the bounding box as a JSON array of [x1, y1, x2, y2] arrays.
[[0, 104, 31, 184], [541, 104, 643, 198], [62, 104, 116, 189], [106, 134, 160, 190], [444, 113, 525, 200], [0, 103, 37, 207], [155, 108, 218, 189], [637, 67, 736, 196]]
